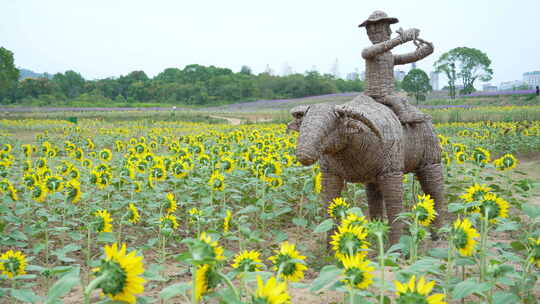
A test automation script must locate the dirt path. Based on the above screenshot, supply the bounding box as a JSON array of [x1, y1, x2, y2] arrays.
[[209, 115, 242, 125]]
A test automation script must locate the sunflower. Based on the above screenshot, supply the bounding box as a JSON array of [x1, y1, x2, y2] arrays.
[[218, 156, 235, 173], [82, 158, 93, 169], [452, 143, 466, 153], [454, 151, 468, 164], [160, 214, 179, 230], [170, 160, 189, 178], [68, 167, 80, 180], [341, 213, 368, 229], [165, 193, 177, 214], [198, 153, 211, 166], [477, 193, 509, 223], [127, 203, 140, 224], [267, 177, 283, 188], [330, 224, 369, 260], [189, 207, 203, 222], [22, 144, 33, 158], [437, 134, 449, 147], [133, 181, 142, 193], [86, 138, 95, 150], [96, 171, 112, 189], [95, 209, 113, 233], [313, 172, 322, 194], [394, 275, 446, 304], [252, 275, 290, 304], [44, 175, 64, 193], [30, 183, 47, 203], [5, 183, 18, 201], [194, 264, 220, 301], [441, 151, 451, 166], [150, 163, 167, 181], [94, 243, 145, 304], [268, 241, 307, 282], [72, 147, 84, 161], [223, 210, 232, 233], [460, 183, 492, 203], [199, 232, 225, 261], [340, 254, 375, 290], [260, 159, 282, 181], [208, 170, 225, 191], [471, 147, 491, 164], [528, 236, 540, 268], [412, 194, 437, 227], [493, 154, 518, 171], [451, 218, 479, 257], [135, 159, 148, 173], [231, 250, 263, 272], [22, 174, 37, 189], [64, 179, 81, 204], [327, 197, 350, 219], [0, 250, 27, 279]]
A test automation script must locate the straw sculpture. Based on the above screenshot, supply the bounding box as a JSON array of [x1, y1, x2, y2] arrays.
[[288, 11, 444, 244]]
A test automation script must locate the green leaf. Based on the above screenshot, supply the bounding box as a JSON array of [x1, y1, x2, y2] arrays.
[[97, 232, 116, 243], [313, 219, 334, 233], [292, 217, 307, 228], [493, 291, 519, 304], [236, 205, 260, 215], [347, 207, 364, 217], [510, 241, 526, 251], [494, 221, 519, 232], [46, 269, 81, 304], [10, 230, 28, 241], [143, 263, 167, 282], [11, 289, 43, 303], [310, 265, 341, 292], [160, 282, 190, 300], [406, 257, 443, 275], [522, 203, 540, 219], [451, 279, 491, 300]]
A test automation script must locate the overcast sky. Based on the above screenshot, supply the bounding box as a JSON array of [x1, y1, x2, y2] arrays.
[[2, 0, 539, 87]]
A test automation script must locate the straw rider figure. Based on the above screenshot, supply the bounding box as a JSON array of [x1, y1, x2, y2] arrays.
[[360, 10, 434, 123]]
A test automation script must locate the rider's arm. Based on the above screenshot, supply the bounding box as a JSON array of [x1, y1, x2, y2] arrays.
[[361, 37, 403, 59], [394, 43, 434, 65]]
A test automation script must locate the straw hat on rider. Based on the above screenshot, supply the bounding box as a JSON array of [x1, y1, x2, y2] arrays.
[[359, 10, 398, 27]]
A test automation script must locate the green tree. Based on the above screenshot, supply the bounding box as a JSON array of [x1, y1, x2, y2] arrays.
[[240, 65, 252, 75], [434, 47, 493, 97], [401, 68, 432, 104], [53, 70, 86, 98], [0, 47, 20, 102]]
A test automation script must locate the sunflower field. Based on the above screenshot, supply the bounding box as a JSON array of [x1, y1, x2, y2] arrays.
[[0, 116, 539, 304]]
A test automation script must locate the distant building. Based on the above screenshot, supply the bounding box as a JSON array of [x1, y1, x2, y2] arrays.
[[394, 70, 406, 81], [411, 62, 417, 71], [482, 84, 498, 92], [523, 71, 540, 87], [499, 80, 526, 90], [359, 71, 366, 81], [429, 72, 439, 91], [346, 71, 360, 81]]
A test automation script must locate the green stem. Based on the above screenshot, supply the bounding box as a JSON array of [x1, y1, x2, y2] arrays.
[[348, 286, 355, 304], [191, 266, 198, 304], [445, 238, 454, 296], [479, 209, 489, 282], [377, 233, 385, 304], [217, 271, 240, 301], [84, 274, 107, 304], [86, 226, 92, 285]]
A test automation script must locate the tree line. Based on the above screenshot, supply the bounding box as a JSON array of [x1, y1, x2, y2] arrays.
[[0, 48, 363, 106]]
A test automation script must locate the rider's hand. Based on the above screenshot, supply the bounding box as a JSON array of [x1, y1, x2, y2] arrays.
[[397, 28, 420, 42]]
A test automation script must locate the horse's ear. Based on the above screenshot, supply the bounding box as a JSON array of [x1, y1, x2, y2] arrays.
[[290, 105, 310, 119], [334, 104, 382, 139]]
